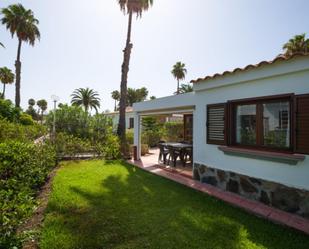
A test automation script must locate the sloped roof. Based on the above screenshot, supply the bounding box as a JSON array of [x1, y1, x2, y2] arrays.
[[191, 52, 309, 84]]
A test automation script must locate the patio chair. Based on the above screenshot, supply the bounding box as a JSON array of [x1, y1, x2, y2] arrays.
[[167, 145, 181, 167], [158, 143, 169, 164]]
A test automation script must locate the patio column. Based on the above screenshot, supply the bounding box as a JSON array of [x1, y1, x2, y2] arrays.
[[133, 113, 141, 160]]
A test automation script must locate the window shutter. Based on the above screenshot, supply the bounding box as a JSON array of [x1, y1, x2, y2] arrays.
[[294, 94, 309, 154], [207, 103, 227, 145]]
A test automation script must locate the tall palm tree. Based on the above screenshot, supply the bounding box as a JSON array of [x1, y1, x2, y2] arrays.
[[117, 0, 153, 156], [283, 33, 309, 56], [0, 67, 14, 98], [1, 4, 40, 108], [111, 90, 120, 111], [37, 99, 47, 124], [71, 87, 101, 113], [171, 62, 187, 94]]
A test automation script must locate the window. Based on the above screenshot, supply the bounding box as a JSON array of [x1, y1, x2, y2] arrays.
[[236, 104, 257, 145], [232, 97, 292, 150], [207, 104, 227, 145], [129, 117, 134, 129]]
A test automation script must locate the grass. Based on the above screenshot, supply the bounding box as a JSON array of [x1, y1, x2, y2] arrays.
[[40, 160, 309, 249]]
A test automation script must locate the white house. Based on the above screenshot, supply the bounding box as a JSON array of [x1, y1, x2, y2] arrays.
[[104, 107, 135, 130], [133, 53, 309, 217]]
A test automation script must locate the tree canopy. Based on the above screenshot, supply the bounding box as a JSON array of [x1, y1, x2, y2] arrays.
[[283, 33, 309, 56], [71, 88, 101, 113]]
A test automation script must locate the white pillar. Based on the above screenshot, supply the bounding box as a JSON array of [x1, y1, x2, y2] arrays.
[[133, 113, 141, 160]]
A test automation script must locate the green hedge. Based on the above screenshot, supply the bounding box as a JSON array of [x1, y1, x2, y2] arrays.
[[0, 141, 56, 248]]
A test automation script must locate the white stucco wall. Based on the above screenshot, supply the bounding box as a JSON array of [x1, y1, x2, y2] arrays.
[[105, 112, 135, 130], [193, 57, 309, 191], [133, 55, 309, 191]]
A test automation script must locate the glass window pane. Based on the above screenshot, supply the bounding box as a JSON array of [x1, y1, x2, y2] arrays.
[[263, 101, 290, 148], [236, 104, 257, 145]]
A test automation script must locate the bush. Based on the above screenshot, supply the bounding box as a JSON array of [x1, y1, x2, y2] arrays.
[[19, 113, 34, 125], [126, 129, 134, 145], [0, 98, 20, 122], [0, 141, 56, 248], [53, 132, 93, 157], [94, 134, 120, 159], [142, 129, 163, 147], [0, 118, 47, 142]]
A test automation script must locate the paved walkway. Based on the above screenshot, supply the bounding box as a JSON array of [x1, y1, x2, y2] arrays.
[[128, 157, 309, 235]]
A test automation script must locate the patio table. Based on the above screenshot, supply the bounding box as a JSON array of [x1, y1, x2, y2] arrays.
[[160, 142, 193, 167]]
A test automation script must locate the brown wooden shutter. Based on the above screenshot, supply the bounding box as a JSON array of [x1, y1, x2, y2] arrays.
[[207, 103, 227, 145], [294, 94, 309, 154]]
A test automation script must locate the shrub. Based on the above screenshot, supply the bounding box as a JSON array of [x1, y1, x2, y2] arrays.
[[126, 129, 134, 145], [0, 141, 56, 248], [142, 129, 163, 147], [94, 134, 120, 159], [0, 118, 46, 142], [53, 132, 93, 157], [19, 113, 34, 125], [163, 121, 184, 142], [0, 98, 20, 122]]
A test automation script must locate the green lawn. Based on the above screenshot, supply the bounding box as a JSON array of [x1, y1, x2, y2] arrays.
[[40, 160, 309, 249]]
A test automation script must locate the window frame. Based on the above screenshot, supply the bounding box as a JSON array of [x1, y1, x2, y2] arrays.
[[228, 93, 294, 152]]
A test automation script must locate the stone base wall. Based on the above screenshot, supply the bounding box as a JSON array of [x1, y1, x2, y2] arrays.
[[193, 163, 309, 218]]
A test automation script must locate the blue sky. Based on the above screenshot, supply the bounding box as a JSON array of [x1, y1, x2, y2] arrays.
[[0, 0, 309, 111]]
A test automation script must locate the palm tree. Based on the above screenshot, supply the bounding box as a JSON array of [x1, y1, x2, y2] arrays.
[[0, 67, 14, 98], [1, 4, 40, 108], [71, 87, 101, 113], [37, 99, 47, 124], [117, 0, 153, 156], [111, 90, 120, 111], [179, 83, 193, 94], [171, 62, 187, 94], [283, 33, 309, 56], [28, 98, 36, 107]]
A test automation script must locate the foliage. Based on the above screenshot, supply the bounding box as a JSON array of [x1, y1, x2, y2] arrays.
[[28, 98, 35, 106], [19, 113, 34, 125], [71, 87, 100, 113], [163, 121, 184, 142], [0, 118, 46, 142], [94, 134, 120, 159], [111, 90, 120, 111], [127, 87, 148, 106], [0, 141, 56, 248], [0, 66, 14, 98], [1, 3, 40, 107], [25, 105, 38, 120], [46, 105, 120, 159], [46, 104, 89, 138], [178, 83, 193, 93], [283, 33, 309, 56], [40, 160, 309, 249], [0, 98, 20, 122], [53, 132, 93, 157], [171, 61, 187, 94]]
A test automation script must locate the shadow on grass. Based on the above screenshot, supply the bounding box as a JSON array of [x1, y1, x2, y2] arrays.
[[42, 161, 309, 249]]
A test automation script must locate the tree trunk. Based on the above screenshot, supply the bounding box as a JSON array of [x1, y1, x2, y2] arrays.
[[177, 79, 180, 94], [41, 110, 43, 124], [2, 84, 5, 98], [117, 10, 133, 157], [15, 39, 22, 108], [114, 100, 117, 111]]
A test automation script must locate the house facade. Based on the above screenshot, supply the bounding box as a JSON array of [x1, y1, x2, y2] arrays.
[[133, 53, 309, 217], [104, 107, 135, 130]]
